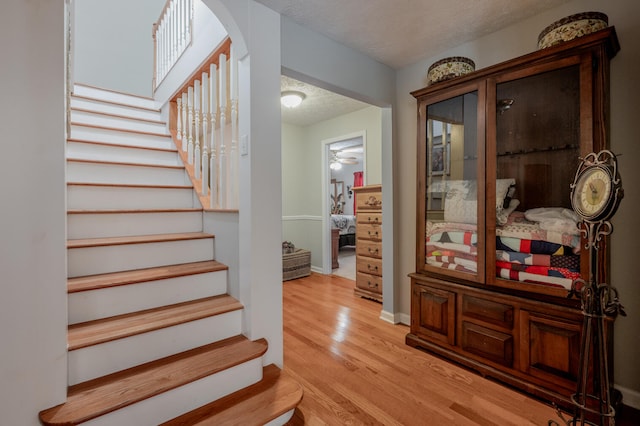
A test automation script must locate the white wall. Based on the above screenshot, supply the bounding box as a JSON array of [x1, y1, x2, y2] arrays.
[[74, 0, 166, 97], [0, 0, 68, 424], [395, 0, 640, 406], [281, 106, 382, 270], [331, 162, 362, 216]]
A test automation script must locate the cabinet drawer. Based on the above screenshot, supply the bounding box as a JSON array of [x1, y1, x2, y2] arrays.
[[462, 322, 513, 367], [357, 212, 382, 225], [356, 272, 382, 294], [356, 191, 382, 211], [462, 295, 514, 330], [356, 256, 382, 276], [356, 240, 381, 259], [357, 224, 382, 241]]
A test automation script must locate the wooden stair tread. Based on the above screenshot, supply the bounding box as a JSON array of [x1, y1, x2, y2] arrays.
[[67, 157, 184, 169], [71, 106, 167, 125], [71, 93, 161, 112], [67, 137, 178, 153], [68, 260, 228, 293], [161, 364, 303, 426], [68, 295, 242, 350], [67, 182, 193, 189], [70, 121, 170, 138], [39, 336, 268, 426], [67, 232, 213, 249], [67, 208, 203, 214]]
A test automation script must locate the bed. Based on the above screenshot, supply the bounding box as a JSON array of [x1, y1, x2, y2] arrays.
[[331, 214, 356, 247], [425, 179, 582, 290]]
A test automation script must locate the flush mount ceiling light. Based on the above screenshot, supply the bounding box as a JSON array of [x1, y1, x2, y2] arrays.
[[281, 91, 306, 108]]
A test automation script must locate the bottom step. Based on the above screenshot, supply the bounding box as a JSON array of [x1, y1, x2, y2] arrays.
[[162, 364, 303, 426], [39, 336, 267, 425]]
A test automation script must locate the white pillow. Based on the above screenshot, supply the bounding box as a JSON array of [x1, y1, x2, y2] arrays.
[[443, 178, 516, 224]]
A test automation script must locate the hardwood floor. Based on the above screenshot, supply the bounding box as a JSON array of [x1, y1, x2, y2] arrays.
[[282, 273, 638, 425]]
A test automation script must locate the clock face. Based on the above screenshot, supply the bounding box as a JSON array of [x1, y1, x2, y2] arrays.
[[572, 165, 613, 221]]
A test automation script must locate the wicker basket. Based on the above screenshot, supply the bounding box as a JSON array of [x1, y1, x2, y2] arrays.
[[282, 249, 311, 281]]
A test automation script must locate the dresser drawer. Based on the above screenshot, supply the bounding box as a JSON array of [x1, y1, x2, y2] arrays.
[[356, 272, 382, 294], [356, 240, 381, 259], [462, 295, 514, 330], [357, 212, 382, 225], [357, 223, 382, 242], [357, 257, 382, 276], [356, 191, 382, 211]]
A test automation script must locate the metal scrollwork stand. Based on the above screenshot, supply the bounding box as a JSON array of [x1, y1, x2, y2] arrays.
[[550, 150, 625, 426]]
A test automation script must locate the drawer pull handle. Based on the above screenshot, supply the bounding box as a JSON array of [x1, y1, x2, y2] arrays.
[[368, 216, 379, 224], [368, 247, 379, 254], [367, 281, 378, 288], [364, 196, 382, 207], [368, 230, 379, 237], [367, 264, 378, 272]]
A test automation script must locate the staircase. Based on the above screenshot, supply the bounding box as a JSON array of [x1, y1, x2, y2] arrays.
[[39, 85, 302, 425]]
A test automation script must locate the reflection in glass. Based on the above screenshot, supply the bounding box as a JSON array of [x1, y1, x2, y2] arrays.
[[425, 92, 478, 274]]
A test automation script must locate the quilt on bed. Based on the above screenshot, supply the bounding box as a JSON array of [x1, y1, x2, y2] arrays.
[[331, 214, 357, 235]]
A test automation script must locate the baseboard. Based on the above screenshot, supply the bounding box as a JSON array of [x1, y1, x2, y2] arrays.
[[310, 266, 323, 274], [616, 384, 640, 410], [397, 312, 411, 326], [379, 310, 396, 324]]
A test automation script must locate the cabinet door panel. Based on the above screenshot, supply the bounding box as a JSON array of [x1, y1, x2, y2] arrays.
[[520, 311, 581, 389], [412, 284, 455, 346]]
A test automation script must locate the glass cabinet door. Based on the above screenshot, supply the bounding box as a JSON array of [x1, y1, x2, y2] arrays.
[[420, 87, 484, 281], [489, 60, 585, 293]]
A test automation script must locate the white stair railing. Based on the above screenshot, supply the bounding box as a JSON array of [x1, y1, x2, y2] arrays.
[[152, 0, 192, 91], [172, 42, 238, 210]]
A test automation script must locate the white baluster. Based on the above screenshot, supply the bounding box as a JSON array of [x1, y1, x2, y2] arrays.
[[209, 63, 218, 209], [201, 72, 209, 196], [194, 79, 201, 179], [176, 97, 182, 140], [218, 53, 227, 209], [187, 86, 194, 164], [181, 92, 187, 148]]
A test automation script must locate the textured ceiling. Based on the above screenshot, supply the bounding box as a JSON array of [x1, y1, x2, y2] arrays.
[[281, 75, 370, 127], [258, 0, 570, 69], [272, 0, 571, 126]]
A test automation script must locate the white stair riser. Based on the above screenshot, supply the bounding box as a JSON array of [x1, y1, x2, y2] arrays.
[[71, 109, 167, 135], [266, 410, 296, 426], [71, 96, 162, 122], [68, 310, 242, 385], [67, 162, 189, 186], [73, 85, 158, 110], [67, 185, 197, 210], [83, 358, 263, 426], [68, 271, 228, 324], [70, 125, 174, 150], [67, 141, 181, 167], [68, 238, 215, 277], [67, 211, 203, 239]]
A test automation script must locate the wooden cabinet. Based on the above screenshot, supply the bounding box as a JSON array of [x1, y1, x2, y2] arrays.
[[353, 185, 382, 302], [407, 28, 619, 410]]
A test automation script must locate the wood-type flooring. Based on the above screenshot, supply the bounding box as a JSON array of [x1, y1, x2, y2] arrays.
[[283, 273, 639, 426]]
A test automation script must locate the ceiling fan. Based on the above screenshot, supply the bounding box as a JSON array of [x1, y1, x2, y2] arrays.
[[330, 149, 359, 165]]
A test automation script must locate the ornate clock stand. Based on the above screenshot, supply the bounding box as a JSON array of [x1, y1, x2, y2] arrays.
[[551, 150, 625, 426]]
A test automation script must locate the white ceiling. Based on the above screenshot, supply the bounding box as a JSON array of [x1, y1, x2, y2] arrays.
[[271, 0, 571, 126]]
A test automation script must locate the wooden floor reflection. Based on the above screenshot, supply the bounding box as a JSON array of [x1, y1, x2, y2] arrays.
[[283, 272, 561, 425]]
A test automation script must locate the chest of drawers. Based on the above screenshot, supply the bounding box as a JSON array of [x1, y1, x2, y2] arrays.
[[353, 185, 382, 302]]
